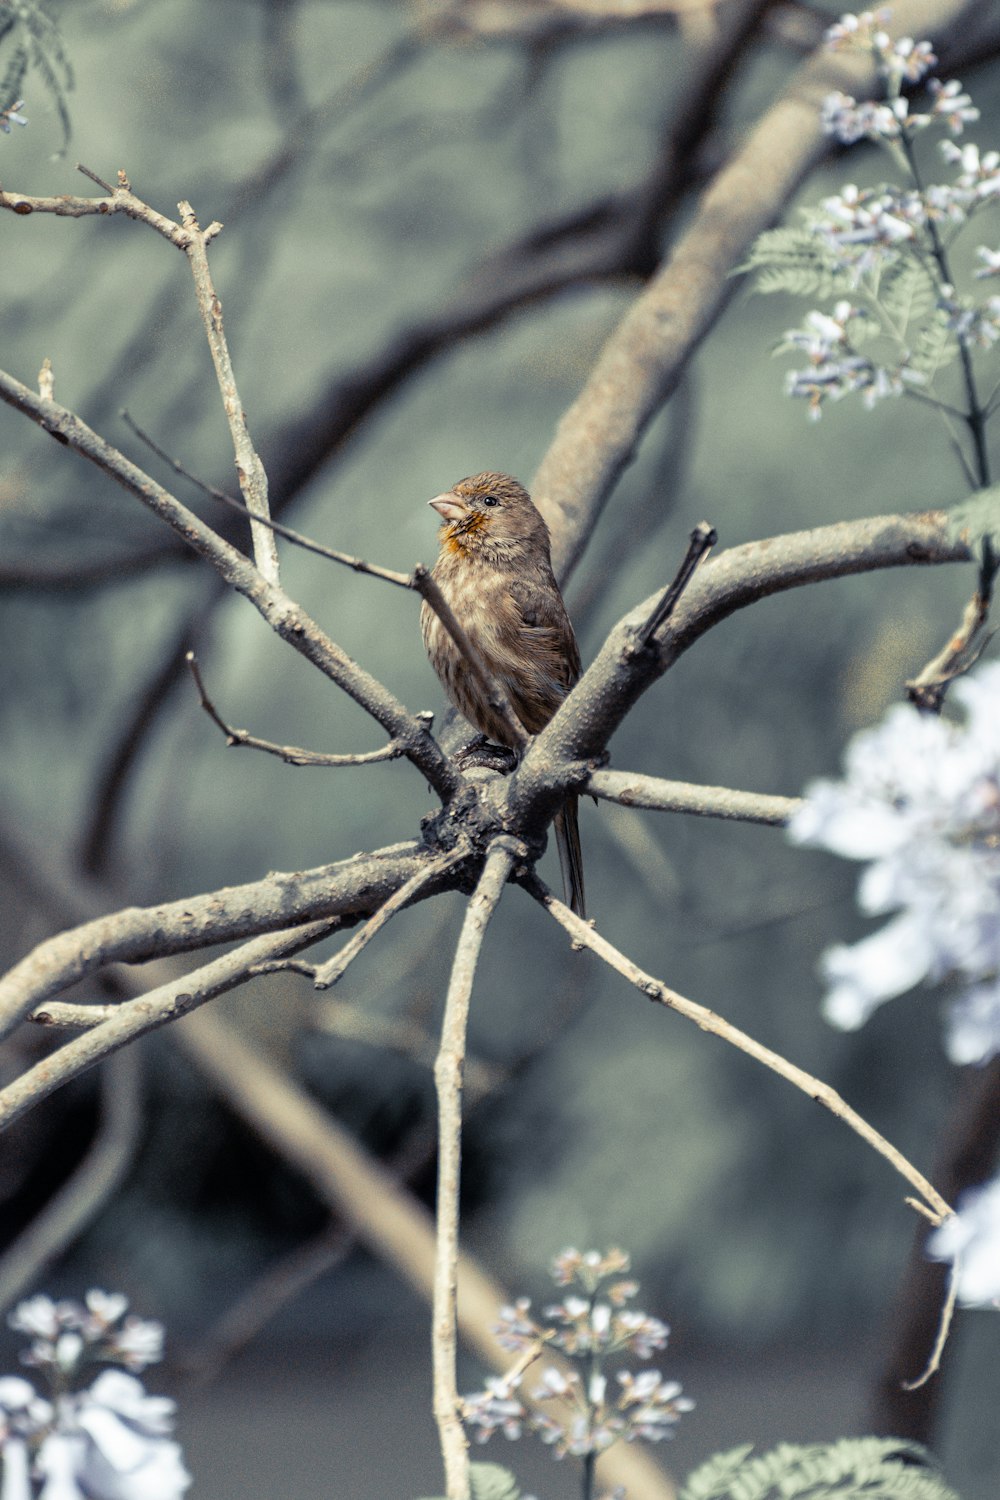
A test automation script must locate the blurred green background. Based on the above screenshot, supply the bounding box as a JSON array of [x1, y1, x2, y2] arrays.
[[0, 1, 998, 1496]]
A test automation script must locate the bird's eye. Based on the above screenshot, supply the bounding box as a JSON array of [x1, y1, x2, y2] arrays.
[[481, 495, 499, 508]]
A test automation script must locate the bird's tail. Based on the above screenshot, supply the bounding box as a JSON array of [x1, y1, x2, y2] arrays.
[[554, 796, 586, 918]]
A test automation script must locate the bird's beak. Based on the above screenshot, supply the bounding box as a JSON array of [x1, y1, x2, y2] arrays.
[[428, 491, 467, 522]]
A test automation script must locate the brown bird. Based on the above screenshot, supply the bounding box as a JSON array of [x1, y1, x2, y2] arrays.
[[421, 471, 585, 916]]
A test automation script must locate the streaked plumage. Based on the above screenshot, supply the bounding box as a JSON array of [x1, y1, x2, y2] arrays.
[[421, 472, 586, 916]]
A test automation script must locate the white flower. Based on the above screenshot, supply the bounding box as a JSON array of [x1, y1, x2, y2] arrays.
[[26, 1371, 192, 1500], [83, 1294, 128, 1330], [945, 980, 1000, 1065], [791, 665, 1000, 1049], [9, 1300, 60, 1343], [928, 1176, 1000, 1306]]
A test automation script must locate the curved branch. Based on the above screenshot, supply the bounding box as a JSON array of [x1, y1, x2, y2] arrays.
[[530, 877, 953, 1225], [514, 507, 973, 815], [0, 919, 343, 1130]]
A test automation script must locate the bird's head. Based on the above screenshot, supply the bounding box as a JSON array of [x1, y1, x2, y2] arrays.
[[428, 472, 551, 563]]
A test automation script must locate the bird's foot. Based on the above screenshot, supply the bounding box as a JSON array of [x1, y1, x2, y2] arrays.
[[456, 735, 518, 774]]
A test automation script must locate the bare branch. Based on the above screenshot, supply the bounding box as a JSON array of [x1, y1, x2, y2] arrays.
[[0, 919, 343, 1131], [272, 845, 473, 990], [633, 521, 717, 648], [433, 839, 521, 1500], [530, 877, 954, 1225], [0, 843, 434, 1035], [0, 367, 457, 800], [587, 769, 802, 825], [900, 1266, 959, 1392], [177, 200, 280, 582], [0, 169, 202, 249], [186, 651, 429, 767], [512, 508, 973, 822]]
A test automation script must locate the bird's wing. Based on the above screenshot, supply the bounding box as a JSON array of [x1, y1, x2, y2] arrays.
[[509, 574, 581, 689]]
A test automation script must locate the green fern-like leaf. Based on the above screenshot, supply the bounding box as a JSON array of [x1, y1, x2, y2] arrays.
[[879, 261, 937, 340], [0, 1, 72, 150], [469, 1463, 522, 1500], [679, 1438, 962, 1500], [741, 226, 856, 302], [415, 1463, 522, 1500], [909, 310, 961, 378]]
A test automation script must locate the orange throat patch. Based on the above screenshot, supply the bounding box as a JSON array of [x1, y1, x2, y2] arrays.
[[442, 512, 489, 555]]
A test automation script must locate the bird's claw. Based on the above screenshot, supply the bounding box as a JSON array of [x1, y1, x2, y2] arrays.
[[455, 736, 518, 774]]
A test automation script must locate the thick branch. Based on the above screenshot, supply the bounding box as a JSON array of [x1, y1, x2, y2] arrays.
[[0, 843, 433, 1035], [512, 508, 973, 821]]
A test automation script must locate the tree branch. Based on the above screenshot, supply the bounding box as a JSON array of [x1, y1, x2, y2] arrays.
[[0, 919, 343, 1130], [0, 842, 434, 1035], [586, 769, 802, 824], [0, 367, 457, 800], [529, 877, 953, 1226], [177, 199, 280, 582], [433, 839, 520, 1500]]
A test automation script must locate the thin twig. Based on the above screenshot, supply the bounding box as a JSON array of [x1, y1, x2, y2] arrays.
[[178, 200, 280, 582], [587, 769, 802, 824], [185, 651, 429, 767], [0, 167, 205, 249], [269, 844, 472, 990], [528, 876, 954, 1226], [900, 1263, 959, 1391], [119, 409, 414, 586], [633, 522, 718, 648], [433, 839, 520, 1500], [906, 540, 997, 710]]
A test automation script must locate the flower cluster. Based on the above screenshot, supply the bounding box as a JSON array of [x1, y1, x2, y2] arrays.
[[751, 12, 1000, 434], [463, 1249, 691, 1466], [789, 663, 1000, 1066], [821, 11, 973, 139], [778, 298, 927, 418], [0, 1292, 189, 1500]]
